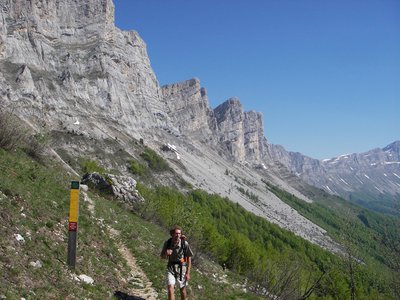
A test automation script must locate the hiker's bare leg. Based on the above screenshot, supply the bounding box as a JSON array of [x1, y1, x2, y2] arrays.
[[180, 286, 187, 300], [168, 285, 175, 300]]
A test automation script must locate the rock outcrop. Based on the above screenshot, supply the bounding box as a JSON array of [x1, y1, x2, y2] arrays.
[[214, 98, 265, 163], [161, 82, 267, 165], [161, 78, 216, 138], [81, 173, 144, 205]]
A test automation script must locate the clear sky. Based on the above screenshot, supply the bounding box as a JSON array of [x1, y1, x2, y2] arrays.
[[113, 0, 400, 160]]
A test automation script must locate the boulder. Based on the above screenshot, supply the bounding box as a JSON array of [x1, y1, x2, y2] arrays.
[[81, 173, 144, 205]]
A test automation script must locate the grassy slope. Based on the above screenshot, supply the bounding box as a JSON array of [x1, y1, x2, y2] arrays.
[[0, 149, 258, 299]]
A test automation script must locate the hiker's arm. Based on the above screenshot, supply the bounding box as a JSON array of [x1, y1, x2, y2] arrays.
[[160, 242, 168, 259], [185, 256, 191, 281], [160, 241, 174, 259]]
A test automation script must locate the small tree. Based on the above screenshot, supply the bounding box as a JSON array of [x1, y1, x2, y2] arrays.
[[0, 110, 29, 150]]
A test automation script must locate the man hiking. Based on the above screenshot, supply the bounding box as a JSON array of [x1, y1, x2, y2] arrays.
[[160, 225, 193, 300]]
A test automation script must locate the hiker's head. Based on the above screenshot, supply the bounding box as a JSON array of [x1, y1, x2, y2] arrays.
[[170, 225, 183, 239]]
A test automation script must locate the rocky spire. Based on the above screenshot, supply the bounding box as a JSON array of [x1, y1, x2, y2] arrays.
[[161, 78, 214, 138], [214, 98, 265, 163]]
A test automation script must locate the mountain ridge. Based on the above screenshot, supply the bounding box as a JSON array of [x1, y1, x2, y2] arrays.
[[268, 140, 400, 214], [0, 0, 398, 255]]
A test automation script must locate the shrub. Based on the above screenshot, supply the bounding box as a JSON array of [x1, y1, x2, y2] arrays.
[[140, 148, 170, 172], [0, 110, 49, 160], [129, 159, 147, 175], [0, 110, 29, 150], [80, 159, 107, 175], [23, 132, 50, 160]]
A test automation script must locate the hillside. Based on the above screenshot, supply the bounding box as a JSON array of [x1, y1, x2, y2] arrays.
[[0, 115, 399, 299], [0, 147, 261, 299]]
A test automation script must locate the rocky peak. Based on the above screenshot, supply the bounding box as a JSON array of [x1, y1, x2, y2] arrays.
[[214, 98, 245, 162], [383, 141, 400, 154], [214, 98, 265, 163], [214, 97, 243, 123], [161, 78, 214, 138]]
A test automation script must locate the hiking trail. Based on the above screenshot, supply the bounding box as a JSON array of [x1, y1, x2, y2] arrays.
[[82, 189, 158, 299]]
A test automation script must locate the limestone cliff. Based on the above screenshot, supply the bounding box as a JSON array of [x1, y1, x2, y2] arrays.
[[0, 0, 166, 139], [214, 98, 265, 163], [161, 78, 216, 139]]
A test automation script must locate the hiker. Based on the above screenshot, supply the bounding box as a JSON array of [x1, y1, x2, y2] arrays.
[[160, 225, 193, 300]]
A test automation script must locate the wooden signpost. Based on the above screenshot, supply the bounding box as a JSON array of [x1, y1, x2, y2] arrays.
[[67, 180, 80, 269]]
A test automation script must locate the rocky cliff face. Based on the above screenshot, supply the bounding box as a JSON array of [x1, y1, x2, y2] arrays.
[[161, 78, 216, 139], [161, 83, 266, 164], [0, 0, 266, 164], [214, 98, 265, 163], [0, 0, 167, 139]]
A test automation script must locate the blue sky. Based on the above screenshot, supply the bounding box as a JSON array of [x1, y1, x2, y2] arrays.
[[113, 0, 400, 160]]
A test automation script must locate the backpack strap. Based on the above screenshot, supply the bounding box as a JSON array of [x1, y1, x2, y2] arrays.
[[181, 239, 187, 257]]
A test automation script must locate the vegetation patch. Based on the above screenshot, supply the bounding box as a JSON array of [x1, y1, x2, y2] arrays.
[[128, 159, 148, 176], [237, 186, 260, 204], [80, 158, 108, 175], [140, 147, 170, 172]]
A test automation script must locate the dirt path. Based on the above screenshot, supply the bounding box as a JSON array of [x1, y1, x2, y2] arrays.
[[108, 227, 159, 300], [82, 189, 159, 299]]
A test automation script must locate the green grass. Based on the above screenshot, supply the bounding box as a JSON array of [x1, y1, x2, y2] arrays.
[[0, 149, 131, 298]]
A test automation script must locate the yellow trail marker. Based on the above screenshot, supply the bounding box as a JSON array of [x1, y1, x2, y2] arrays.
[[69, 188, 79, 223]]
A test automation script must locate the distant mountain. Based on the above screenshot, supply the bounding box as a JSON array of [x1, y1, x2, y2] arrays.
[[267, 141, 400, 214]]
